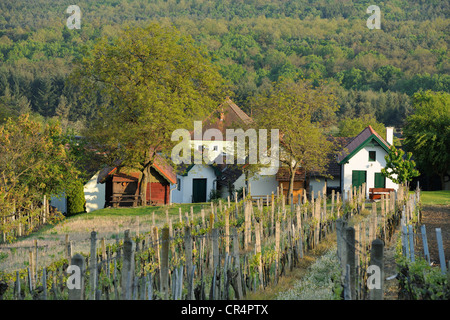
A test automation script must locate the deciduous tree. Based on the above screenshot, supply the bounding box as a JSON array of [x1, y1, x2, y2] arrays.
[[403, 90, 449, 189], [252, 78, 338, 200], [71, 24, 227, 204]]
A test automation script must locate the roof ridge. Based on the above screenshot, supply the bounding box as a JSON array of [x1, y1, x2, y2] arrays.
[[225, 97, 253, 124]]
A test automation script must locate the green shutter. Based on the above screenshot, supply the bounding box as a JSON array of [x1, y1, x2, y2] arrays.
[[374, 172, 385, 188], [352, 170, 366, 188]]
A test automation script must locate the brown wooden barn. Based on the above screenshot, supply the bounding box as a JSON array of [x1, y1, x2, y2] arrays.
[[98, 154, 176, 207]]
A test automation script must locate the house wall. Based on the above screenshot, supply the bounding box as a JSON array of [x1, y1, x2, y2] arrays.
[[234, 172, 278, 198], [342, 145, 398, 200], [171, 164, 217, 203], [191, 140, 236, 163], [309, 177, 340, 198], [84, 171, 106, 213]]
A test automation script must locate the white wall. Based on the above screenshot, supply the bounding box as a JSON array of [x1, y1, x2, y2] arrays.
[[248, 173, 278, 197], [191, 140, 236, 163], [84, 171, 106, 213], [233, 169, 278, 198], [171, 164, 217, 203], [342, 145, 398, 200]]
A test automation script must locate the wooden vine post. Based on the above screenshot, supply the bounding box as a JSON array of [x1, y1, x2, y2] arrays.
[[160, 227, 170, 300]]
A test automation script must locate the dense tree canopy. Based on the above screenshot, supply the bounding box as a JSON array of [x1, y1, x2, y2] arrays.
[[72, 24, 227, 203], [0, 0, 448, 131], [403, 91, 450, 189]]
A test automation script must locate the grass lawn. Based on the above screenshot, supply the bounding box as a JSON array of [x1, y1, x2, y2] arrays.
[[0, 202, 211, 273], [417, 190, 450, 206]]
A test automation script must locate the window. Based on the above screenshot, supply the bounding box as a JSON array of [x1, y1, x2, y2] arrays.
[[177, 178, 181, 191], [369, 151, 376, 162], [213, 145, 218, 151]]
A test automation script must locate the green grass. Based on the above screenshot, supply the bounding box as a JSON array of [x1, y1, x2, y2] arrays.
[[418, 190, 450, 206], [77, 202, 207, 218]]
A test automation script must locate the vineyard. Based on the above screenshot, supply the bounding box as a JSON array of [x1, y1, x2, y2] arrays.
[[0, 185, 447, 300]]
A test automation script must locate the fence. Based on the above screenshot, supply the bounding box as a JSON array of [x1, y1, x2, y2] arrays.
[[395, 190, 450, 299], [2, 184, 349, 300], [336, 186, 449, 300], [335, 185, 405, 300], [1, 195, 54, 244], [2, 185, 440, 300]]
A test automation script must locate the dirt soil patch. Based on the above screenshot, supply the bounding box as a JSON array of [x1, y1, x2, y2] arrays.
[[417, 204, 450, 266], [382, 204, 450, 300]]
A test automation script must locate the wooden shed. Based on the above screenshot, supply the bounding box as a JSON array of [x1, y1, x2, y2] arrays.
[[98, 154, 176, 207]]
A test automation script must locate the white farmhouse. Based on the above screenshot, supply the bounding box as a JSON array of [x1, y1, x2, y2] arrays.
[[337, 126, 397, 200]]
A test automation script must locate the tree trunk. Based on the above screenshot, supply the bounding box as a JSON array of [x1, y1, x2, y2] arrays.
[[288, 163, 297, 205], [439, 173, 445, 191], [138, 165, 151, 206]]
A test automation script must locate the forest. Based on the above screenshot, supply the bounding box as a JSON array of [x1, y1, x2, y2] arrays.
[[0, 0, 448, 131]]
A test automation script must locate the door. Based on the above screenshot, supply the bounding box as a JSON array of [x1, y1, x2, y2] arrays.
[[192, 179, 207, 203], [374, 172, 386, 188], [352, 170, 366, 188]]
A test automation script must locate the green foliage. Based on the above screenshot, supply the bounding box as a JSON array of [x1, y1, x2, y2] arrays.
[[397, 256, 450, 300], [71, 23, 227, 202], [381, 145, 420, 187], [66, 179, 86, 216], [0, 114, 80, 240], [403, 90, 450, 189], [0, 1, 448, 131], [252, 77, 338, 195], [337, 114, 386, 139]]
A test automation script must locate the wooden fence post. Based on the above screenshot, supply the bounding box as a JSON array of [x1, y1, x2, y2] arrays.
[[336, 219, 345, 268], [212, 228, 220, 300], [15, 271, 21, 300], [42, 267, 47, 300], [232, 227, 243, 299], [184, 225, 193, 300], [345, 226, 356, 300], [160, 227, 170, 299], [89, 231, 97, 300], [275, 220, 280, 284], [121, 230, 136, 300], [369, 239, 384, 300], [28, 250, 35, 288], [254, 219, 263, 289], [225, 210, 230, 255]]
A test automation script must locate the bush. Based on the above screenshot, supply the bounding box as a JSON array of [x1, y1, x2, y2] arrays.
[[66, 180, 86, 216]]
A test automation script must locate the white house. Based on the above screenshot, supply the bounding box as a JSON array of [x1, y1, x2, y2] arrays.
[[171, 97, 254, 203], [337, 126, 398, 200], [171, 163, 220, 203], [83, 170, 106, 213], [50, 170, 106, 214]]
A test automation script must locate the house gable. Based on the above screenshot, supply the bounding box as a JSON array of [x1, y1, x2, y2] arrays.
[[337, 126, 391, 165]]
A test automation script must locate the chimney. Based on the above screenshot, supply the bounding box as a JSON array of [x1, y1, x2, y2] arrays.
[[386, 127, 394, 145]]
